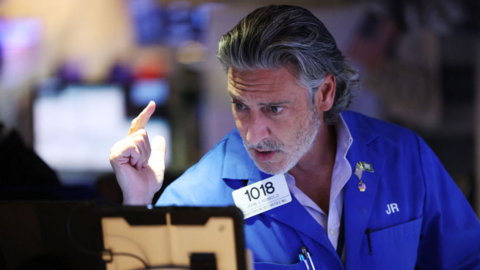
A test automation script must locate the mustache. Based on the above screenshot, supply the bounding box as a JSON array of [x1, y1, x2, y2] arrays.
[[244, 139, 284, 151]]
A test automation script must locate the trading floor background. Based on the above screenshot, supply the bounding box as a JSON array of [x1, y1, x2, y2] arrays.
[[0, 0, 479, 214]]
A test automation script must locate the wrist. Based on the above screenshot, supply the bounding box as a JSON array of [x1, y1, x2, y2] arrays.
[[122, 193, 151, 205]]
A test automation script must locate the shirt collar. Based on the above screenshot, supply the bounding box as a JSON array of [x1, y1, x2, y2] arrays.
[[284, 113, 354, 189], [335, 113, 354, 158]]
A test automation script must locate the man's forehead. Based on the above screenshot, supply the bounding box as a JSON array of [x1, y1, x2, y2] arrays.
[[228, 89, 292, 107], [228, 66, 300, 82], [229, 67, 282, 80], [227, 66, 302, 91], [227, 68, 309, 106]]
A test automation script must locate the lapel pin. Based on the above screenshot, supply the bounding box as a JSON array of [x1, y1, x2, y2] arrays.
[[354, 162, 374, 192], [358, 181, 366, 192]]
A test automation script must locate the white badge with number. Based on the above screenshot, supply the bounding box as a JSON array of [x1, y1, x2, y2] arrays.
[[232, 174, 292, 219]]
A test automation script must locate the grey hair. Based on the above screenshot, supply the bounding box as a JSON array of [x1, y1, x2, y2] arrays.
[[217, 5, 359, 124]]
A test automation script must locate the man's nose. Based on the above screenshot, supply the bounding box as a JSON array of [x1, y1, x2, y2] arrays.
[[246, 112, 270, 146]]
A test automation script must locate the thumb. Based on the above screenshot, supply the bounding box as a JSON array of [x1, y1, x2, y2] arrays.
[[151, 135, 166, 155], [149, 136, 166, 176]]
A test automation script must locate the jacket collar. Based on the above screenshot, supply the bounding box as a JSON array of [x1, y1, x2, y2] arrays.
[[221, 129, 266, 181], [341, 111, 388, 270]]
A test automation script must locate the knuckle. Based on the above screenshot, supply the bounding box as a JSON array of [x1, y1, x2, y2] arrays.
[[109, 142, 122, 156], [131, 135, 145, 145], [128, 129, 148, 139], [130, 117, 138, 127], [109, 151, 121, 162]]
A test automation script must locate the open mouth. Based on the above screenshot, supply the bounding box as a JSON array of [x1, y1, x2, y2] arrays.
[[254, 149, 276, 162]]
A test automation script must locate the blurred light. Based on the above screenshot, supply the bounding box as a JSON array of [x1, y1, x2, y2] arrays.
[[167, 0, 191, 22], [191, 3, 225, 31], [0, 18, 42, 92], [166, 0, 195, 47], [127, 0, 164, 45], [0, 19, 42, 50], [130, 78, 169, 107], [175, 40, 206, 64]]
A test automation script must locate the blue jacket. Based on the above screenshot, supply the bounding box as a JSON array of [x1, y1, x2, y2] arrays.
[[157, 111, 480, 270]]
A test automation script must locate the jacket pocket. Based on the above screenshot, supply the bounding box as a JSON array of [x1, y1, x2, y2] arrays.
[[255, 260, 312, 270], [361, 216, 423, 270]]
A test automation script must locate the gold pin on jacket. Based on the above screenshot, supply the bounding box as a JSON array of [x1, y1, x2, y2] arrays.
[[354, 162, 374, 192]]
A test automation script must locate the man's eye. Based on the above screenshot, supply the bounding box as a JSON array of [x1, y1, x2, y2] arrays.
[[234, 102, 245, 110], [270, 106, 283, 113]]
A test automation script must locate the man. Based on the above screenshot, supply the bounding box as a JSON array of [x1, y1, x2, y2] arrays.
[[110, 5, 480, 270]]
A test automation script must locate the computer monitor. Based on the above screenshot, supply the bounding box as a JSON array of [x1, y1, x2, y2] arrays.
[[0, 201, 248, 270], [100, 206, 247, 270], [33, 84, 172, 174]]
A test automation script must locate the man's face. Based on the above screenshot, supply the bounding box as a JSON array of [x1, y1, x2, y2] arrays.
[[228, 66, 321, 175]]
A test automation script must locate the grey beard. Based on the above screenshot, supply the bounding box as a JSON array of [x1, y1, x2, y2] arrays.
[[242, 107, 321, 175]]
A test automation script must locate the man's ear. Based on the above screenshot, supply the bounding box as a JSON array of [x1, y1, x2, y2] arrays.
[[314, 73, 336, 112]]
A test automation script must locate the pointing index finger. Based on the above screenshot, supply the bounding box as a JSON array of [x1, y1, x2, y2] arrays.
[[128, 101, 156, 136]]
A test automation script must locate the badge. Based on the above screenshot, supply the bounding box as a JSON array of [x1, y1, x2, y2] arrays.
[[358, 181, 366, 192], [354, 162, 374, 192], [232, 174, 292, 219]]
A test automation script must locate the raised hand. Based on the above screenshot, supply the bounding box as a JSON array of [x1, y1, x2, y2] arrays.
[[109, 101, 166, 205]]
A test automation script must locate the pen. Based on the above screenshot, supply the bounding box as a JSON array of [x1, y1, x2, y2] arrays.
[[298, 254, 310, 270], [306, 250, 316, 270], [301, 246, 316, 270]]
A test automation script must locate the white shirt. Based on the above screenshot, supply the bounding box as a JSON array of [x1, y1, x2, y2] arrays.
[[285, 114, 353, 250]]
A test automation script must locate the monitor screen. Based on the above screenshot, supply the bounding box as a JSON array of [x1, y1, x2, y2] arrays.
[[33, 84, 171, 172]]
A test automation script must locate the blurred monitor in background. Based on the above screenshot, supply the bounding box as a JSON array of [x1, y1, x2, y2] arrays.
[[126, 0, 222, 47], [127, 78, 170, 118], [33, 82, 172, 177]]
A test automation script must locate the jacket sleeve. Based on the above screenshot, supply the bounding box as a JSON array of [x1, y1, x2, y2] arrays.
[[155, 176, 197, 207], [415, 135, 480, 269]]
